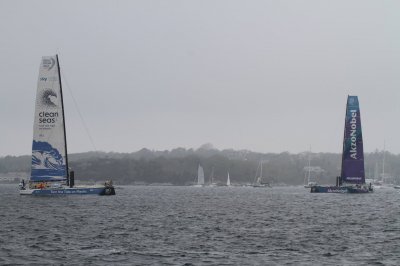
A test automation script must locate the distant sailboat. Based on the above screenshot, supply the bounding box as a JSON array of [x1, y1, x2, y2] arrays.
[[19, 55, 115, 195], [311, 95, 372, 193], [209, 166, 217, 187], [303, 147, 317, 188], [226, 172, 231, 186], [195, 164, 205, 186], [379, 141, 395, 188], [252, 161, 270, 188]]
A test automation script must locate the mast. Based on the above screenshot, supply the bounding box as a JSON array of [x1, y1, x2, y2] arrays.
[[382, 140, 386, 182], [308, 146, 311, 184], [56, 54, 69, 181], [340, 96, 348, 182]]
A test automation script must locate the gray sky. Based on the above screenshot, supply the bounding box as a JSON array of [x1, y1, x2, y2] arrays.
[[1, 0, 400, 156]]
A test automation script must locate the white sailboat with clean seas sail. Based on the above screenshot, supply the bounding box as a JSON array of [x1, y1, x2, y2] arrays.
[[19, 55, 115, 195]]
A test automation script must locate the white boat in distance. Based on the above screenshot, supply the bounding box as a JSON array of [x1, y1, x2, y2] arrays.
[[304, 147, 318, 188], [252, 161, 270, 188], [208, 166, 218, 187], [193, 164, 205, 187]]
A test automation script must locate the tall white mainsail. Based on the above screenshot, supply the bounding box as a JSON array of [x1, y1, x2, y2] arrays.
[[197, 165, 205, 185], [227, 172, 231, 186], [31, 55, 67, 182]]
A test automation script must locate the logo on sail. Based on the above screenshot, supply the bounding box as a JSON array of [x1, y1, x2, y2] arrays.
[[349, 109, 357, 159], [40, 76, 58, 82], [42, 58, 55, 70], [31, 141, 66, 179], [41, 89, 58, 107]]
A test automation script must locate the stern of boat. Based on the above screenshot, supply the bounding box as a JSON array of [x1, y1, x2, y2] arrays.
[[100, 180, 116, 196]]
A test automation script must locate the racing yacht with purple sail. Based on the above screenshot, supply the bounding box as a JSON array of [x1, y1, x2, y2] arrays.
[[311, 95, 372, 193], [19, 55, 115, 196]]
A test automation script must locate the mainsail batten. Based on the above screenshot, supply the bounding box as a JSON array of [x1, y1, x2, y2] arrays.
[[30, 56, 67, 182], [341, 96, 365, 184]]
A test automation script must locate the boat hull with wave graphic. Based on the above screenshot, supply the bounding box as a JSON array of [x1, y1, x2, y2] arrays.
[[20, 186, 115, 196]]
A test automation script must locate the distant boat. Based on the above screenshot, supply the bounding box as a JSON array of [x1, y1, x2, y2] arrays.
[[366, 162, 382, 188], [304, 181, 317, 189], [311, 96, 372, 193], [252, 161, 270, 188], [194, 164, 205, 186], [208, 166, 218, 187], [19, 55, 115, 196], [377, 141, 395, 188], [226, 172, 231, 186], [304, 147, 318, 188]]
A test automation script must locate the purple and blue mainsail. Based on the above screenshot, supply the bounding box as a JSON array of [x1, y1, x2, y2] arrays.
[[341, 96, 365, 184]]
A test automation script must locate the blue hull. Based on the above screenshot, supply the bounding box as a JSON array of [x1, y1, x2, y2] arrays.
[[311, 186, 371, 193], [20, 186, 115, 196]]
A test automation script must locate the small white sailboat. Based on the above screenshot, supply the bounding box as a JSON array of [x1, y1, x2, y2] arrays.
[[380, 142, 395, 188], [252, 161, 270, 188], [194, 164, 205, 186], [209, 167, 218, 187], [304, 147, 317, 188], [370, 142, 395, 189], [226, 172, 231, 186], [19, 55, 115, 196]]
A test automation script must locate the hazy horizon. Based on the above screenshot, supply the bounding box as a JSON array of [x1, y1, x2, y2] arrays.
[[1, 1, 400, 156], [0, 142, 390, 158]]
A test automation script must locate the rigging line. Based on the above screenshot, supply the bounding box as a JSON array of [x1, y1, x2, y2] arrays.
[[60, 68, 98, 152]]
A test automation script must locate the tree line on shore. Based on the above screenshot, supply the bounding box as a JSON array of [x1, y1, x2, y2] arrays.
[[1, 145, 399, 185]]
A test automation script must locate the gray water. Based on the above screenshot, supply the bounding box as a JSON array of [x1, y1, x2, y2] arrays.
[[1, 184, 400, 265]]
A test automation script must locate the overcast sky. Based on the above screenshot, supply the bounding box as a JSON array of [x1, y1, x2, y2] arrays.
[[1, 0, 400, 156]]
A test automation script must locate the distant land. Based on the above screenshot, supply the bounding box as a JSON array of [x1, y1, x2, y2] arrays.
[[1, 144, 398, 185]]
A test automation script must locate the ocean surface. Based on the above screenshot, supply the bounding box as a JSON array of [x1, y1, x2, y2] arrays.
[[1, 184, 400, 265]]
